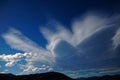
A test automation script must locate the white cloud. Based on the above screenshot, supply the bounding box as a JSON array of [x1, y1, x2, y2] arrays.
[[40, 13, 112, 57], [71, 14, 108, 46], [99, 68, 120, 74], [40, 25, 72, 56], [112, 28, 120, 49], [2, 12, 120, 74], [1, 69, 9, 73], [2, 28, 55, 73], [19, 64, 53, 74], [2, 28, 55, 63], [64, 68, 120, 78], [41, 13, 120, 51], [40, 13, 120, 71], [21, 65, 42, 74], [3, 28, 54, 63], [0, 52, 31, 67]]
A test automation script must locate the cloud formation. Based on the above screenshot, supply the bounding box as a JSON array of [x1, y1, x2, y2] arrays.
[[40, 14, 108, 48], [2, 28, 55, 63], [20, 64, 53, 74], [64, 68, 120, 78], [1, 12, 120, 75], [1, 69, 9, 73], [40, 13, 120, 68], [112, 28, 120, 49], [2, 28, 55, 73], [0, 52, 31, 67]]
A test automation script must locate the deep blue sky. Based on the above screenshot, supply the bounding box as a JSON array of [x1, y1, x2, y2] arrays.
[[0, 0, 120, 47], [0, 0, 120, 78]]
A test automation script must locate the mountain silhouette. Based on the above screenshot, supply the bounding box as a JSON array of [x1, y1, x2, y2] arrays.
[[0, 72, 75, 80], [0, 72, 120, 80]]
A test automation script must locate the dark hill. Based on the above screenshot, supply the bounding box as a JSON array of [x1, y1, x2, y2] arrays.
[[0, 72, 120, 80], [0, 72, 75, 80]]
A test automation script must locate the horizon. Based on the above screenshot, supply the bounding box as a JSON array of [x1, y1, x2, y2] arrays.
[[0, 71, 120, 79]]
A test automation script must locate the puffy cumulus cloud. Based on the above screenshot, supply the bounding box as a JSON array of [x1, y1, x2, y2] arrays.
[[0, 52, 31, 67], [112, 28, 120, 49], [19, 64, 53, 74]]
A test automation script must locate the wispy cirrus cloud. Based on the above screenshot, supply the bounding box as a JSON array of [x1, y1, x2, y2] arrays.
[[40, 13, 111, 50], [40, 14, 109, 63], [112, 28, 120, 49], [40, 13, 120, 70], [2, 28, 55, 63], [1, 28, 55, 73], [64, 68, 120, 78], [40, 24, 72, 56], [1, 12, 120, 75]]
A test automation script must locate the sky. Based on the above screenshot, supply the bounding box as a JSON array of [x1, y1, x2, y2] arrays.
[[0, 0, 120, 78]]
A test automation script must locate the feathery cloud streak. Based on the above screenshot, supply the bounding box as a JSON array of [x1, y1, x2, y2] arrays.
[[2, 28, 55, 63], [2, 28, 55, 73], [40, 13, 117, 55], [1, 12, 120, 74], [112, 28, 120, 49]]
